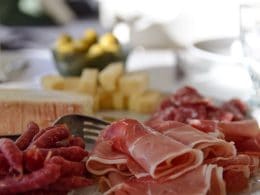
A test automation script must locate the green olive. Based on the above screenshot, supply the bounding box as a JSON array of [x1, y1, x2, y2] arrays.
[[55, 33, 72, 47], [73, 39, 90, 53], [99, 33, 119, 48], [87, 44, 104, 58], [102, 43, 121, 54], [56, 42, 75, 56], [83, 29, 98, 44]]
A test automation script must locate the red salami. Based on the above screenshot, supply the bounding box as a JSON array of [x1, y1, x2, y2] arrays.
[[0, 154, 9, 176], [48, 156, 86, 176], [46, 176, 93, 191], [0, 122, 91, 194], [69, 136, 85, 149], [0, 162, 60, 194], [0, 138, 23, 174], [37, 146, 88, 162], [32, 125, 70, 148], [15, 122, 39, 150], [24, 147, 46, 172]]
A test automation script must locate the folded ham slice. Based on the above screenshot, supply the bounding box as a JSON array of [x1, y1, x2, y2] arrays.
[[189, 119, 260, 155], [205, 154, 259, 175], [104, 165, 226, 195], [100, 119, 203, 180], [148, 121, 236, 159], [205, 154, 259, 192], [86, 139, 148, 178], [86, 140, 131, 176]]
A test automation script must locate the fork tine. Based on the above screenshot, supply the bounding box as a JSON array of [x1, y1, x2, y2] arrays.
[[80, 115, 110, 126], [84, 134, 98, 141], [83, 128, 100, 135], [53, 114, 111, 142], [83, 122, 106, 130]]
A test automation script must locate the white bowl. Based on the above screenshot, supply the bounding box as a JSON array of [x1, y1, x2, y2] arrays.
[[179, 37, 243, 76]]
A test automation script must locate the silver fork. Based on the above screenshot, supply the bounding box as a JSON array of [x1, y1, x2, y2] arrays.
[[53, 114, 110, 141]]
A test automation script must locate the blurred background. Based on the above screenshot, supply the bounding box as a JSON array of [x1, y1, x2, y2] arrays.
[[0, 0, 243, 49], [0, 0, 259, 102]]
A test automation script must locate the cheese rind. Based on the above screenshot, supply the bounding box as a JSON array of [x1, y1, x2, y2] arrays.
[[0, 89, 93, 135]]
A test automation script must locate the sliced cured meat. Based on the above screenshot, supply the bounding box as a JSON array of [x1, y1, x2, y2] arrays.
[[148, 121, 236, 159], [223, 168, 249, 193], [188, 119, 224, 138], [165, 86, 211, 106], [218, 120, 259, 142], [86, 140, 130, 176], [99, 172, 130, 193], [205, 154, 258, 192], [147, 86, 248, 124], [101, 119, 203, 180], [86, 139, 148, 178], [190, 119, 260, 154], [221, 99, 248, 121], [104, 165, 226, 195]]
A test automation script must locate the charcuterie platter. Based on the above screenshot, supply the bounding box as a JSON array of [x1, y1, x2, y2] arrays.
[[0, 30, 259, 194], [1, 85, 260, 194]]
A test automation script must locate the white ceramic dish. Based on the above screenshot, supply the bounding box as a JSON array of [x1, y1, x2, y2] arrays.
[[179, 37, 243, 75]]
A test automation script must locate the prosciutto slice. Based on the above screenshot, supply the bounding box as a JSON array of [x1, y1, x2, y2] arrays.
[[100, 119, 203, 180], [87, 134, 157, 178], [205, 154, 259, 192], [148, 121, 236, 159], [104, 165, 226, 195], [189, 119, 260, 155], [86, 140, 131, 176]]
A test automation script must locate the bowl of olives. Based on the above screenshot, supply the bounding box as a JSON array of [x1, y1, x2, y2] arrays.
[[53, 29, 124, 76]]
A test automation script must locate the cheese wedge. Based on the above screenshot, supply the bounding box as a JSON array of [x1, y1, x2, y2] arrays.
[[0, 89, 93, 135]]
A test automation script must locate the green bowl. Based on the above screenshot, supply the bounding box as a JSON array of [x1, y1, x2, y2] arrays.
[[52, 49, 125, 77]]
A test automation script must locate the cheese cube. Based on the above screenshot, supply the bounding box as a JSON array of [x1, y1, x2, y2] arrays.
[[128, 91, 161, 114], [119, 72, 149, 96], [113, 91, 127, 110], [97, 88, 113, 109], [98, 62, 124, 91], [78, 68, 98, 95], [63, 77, 81, 91], [41, 75, 64, 90]]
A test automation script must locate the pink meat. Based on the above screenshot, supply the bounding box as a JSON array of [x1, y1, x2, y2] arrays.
[[104, 165, 226, 195], [100, 119, 203, 180], [86, 140, 131, 176], [189, 119, 260, 155], [148, 120, 236, 159]]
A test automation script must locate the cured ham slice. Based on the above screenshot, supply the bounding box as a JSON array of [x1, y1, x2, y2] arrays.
[[188, 119, 224, 138], [99, 172, 130, 193], [86, 140, 131, 176], [205, 154, 259, 192], [189, 119, 260, 155], [100, 119, 203, 180], [205, 154, 259, 175], [104, 165, 226, 195], [86, 139, 149, 178], [147, 86, 247, 124], [148, 121, 236, 159]]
